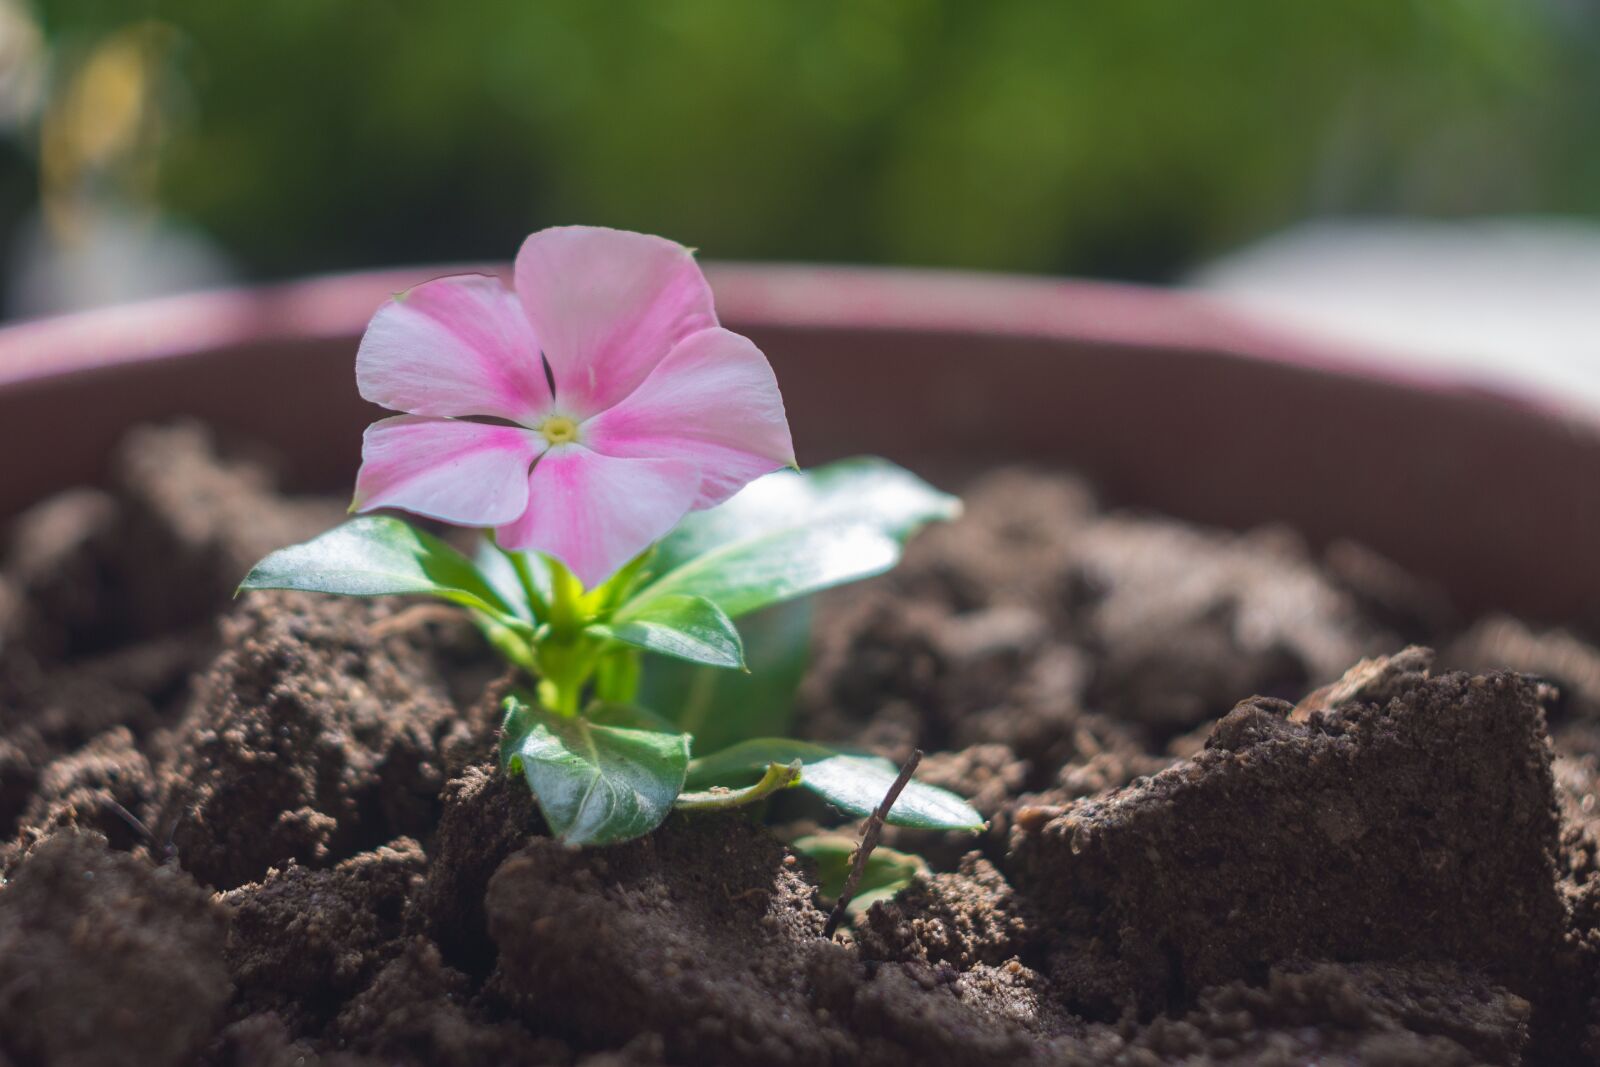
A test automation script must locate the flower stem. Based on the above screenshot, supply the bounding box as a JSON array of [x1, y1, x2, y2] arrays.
[[532, 557, 595, 715], [674, 760, 803, 812], [593, 647, 643, 704]]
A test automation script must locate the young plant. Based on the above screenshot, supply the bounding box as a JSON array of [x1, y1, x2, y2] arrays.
[[242, 225, 982, 846]]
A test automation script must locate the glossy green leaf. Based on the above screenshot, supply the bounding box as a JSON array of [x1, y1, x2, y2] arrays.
[[791, 833, 928, 916], [686, 739, 985, 831], [240, 516, 517, 621], [628, 458, 960, 620], [643, 524, 899, 619], [499, 696, 690, 846], [590, 594, 745, 670], [640, 598, 812, 753], [653, 458, 962, 568]]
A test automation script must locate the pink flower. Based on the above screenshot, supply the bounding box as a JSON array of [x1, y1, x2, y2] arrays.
[[351, 226, 794, 586]]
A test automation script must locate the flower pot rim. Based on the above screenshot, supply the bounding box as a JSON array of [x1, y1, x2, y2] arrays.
[[1, 260, 1591, 433], [1, 262, 1595, 621]]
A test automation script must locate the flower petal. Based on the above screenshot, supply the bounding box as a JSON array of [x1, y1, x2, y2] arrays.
[[513, 227, 716, 416], [353, 415, 545, 526], [583, 327, 795, 509], [495, 446, 701, 587], [357, 274, 553, 423]]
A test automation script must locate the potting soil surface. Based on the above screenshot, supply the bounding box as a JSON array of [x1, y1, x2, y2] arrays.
[[3, 422, 1599, 1066]]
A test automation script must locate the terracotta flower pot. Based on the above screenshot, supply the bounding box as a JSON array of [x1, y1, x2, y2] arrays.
[[2, 263, 1595, 619]]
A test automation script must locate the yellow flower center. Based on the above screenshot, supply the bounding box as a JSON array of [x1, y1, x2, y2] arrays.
[[539, 415, 580, 446]]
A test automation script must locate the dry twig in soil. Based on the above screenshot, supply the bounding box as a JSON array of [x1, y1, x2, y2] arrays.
[[823, 748, 923, 939]]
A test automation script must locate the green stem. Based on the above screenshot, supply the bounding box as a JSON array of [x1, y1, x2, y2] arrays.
[[474, 611, 540, 674], [593, 648, 643, 705], [535, 638, 598, 717], [535, 557, 594, 716], [674, 760, 803, 812]]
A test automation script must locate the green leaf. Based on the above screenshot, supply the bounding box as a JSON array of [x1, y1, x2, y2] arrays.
[[791, 833, 928, 916], [654, 458, 962, 568], [628, 458, 960, 620], [241, 516, 518, 621], [639, 598, 812, 753], [586, 701, 680, 733], [590, 594, 745, 670], [645, 525, 899, 619], [473, 541, 548, 622], [686, 739, 985, 831], [499, 696, 690, 846]]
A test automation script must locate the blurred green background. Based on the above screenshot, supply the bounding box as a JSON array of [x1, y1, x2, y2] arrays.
[[3, 0, 1598, 317]]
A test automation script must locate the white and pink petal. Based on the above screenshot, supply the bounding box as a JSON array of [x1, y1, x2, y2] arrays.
[[356, 274, 553, 423], [582, 327, 794, 509], [494, 446, 701, 587], [352, 415, 545, 526], [513, 227, 716, 416]]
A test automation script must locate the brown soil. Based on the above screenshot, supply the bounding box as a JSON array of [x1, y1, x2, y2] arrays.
[[3, 421, 1599, 1065]]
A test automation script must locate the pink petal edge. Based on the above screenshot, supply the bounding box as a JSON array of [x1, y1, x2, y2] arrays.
[[494, 445, 702, 587], [582, 326, 795, 510], [356, 274, 553, 424], [513, 227, 717, 417], [353, 415, 545, 526]]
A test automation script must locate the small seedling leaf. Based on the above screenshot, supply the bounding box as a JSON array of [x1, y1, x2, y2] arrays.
[[792, 833, 928, 915]]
